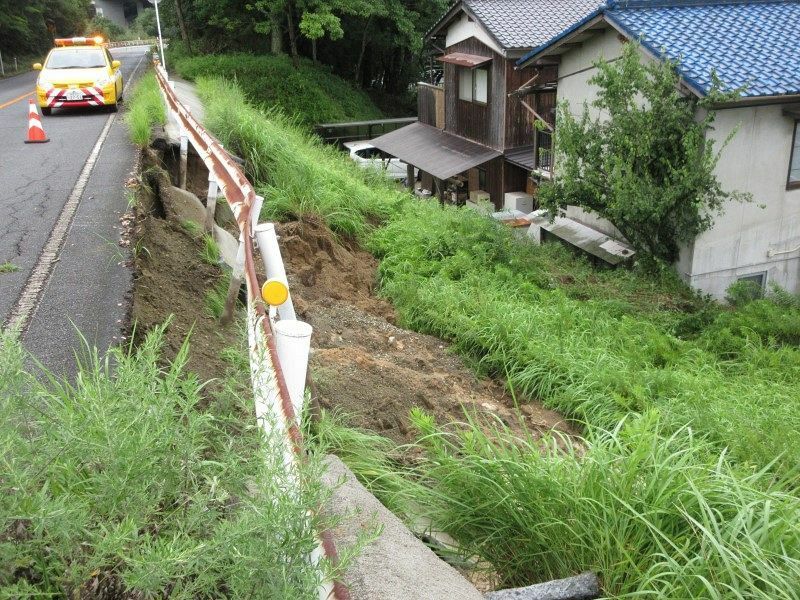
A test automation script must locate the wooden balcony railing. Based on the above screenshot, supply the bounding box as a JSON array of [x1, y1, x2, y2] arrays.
[[533, 129, 553, 174], [418, 82, 445, 129]]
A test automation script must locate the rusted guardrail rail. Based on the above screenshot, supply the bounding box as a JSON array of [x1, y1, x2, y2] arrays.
[[154, 62, 348, 600]]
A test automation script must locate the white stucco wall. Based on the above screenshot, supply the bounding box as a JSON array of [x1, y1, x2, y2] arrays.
[[689, 105, 800, 298], [550, 26, 800, 298], [445, 13, 504, 56]]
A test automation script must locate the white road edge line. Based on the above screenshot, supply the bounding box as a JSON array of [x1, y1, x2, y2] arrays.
[[5, 51, 148, 333]]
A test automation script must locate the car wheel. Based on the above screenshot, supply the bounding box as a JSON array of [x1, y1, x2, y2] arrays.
[[108, 102, 118, 113], [41, 107, 52, 116]]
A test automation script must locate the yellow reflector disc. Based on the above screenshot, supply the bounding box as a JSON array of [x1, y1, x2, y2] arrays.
[[261, 278, 289, 306]]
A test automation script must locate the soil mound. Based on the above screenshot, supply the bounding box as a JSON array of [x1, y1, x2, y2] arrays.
[[277, 218, 576, 444]]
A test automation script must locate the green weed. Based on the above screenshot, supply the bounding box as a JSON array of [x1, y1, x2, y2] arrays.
[[125, 71, 167, 147], [406, 410, 800, 597], [181, 219, 203, 238], [0, 261, 19, 274], [204, 277, 229, 319], [201, 234, 221, 265], [0, 326, 332, 598]]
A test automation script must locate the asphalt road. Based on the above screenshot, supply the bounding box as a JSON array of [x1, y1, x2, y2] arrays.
[[0, 46, 149, 376]]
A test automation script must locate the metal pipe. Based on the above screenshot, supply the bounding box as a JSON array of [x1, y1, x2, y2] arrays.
[[254, 223, 297, 321], [274, 320, 313, 424], [153, 0, 167, 70]]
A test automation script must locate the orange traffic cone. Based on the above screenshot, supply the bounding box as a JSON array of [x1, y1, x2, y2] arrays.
[[24, 100, 49, 144]]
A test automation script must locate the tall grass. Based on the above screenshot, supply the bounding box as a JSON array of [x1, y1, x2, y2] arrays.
[[0, 327, 331, 599], [195, 81, 800, 595], [369, 201, 800, 475], [125, 71, 166, 147], [407, 409, 800, 598], [173, 53, 383, 126], [197, 77, 404, 239]]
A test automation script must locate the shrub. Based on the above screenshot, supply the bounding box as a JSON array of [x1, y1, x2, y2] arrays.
[[174, 53, 383, 125]]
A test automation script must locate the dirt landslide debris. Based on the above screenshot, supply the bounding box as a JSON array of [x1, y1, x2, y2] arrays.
[[277, 217, 576, 444]]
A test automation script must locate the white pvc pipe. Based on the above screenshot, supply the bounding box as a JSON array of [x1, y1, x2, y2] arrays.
[[254, 223, 297, 321], [274, 320, 313, 423], [206, 173, 218, 232]]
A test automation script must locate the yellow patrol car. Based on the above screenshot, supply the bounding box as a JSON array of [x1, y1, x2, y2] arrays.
[[34, 37, 123, 115]]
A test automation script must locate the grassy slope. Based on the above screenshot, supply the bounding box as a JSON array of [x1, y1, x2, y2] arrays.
[[198, 77, 800, 597], [173, 53, 384, 126], [0, 328, 329, 599]]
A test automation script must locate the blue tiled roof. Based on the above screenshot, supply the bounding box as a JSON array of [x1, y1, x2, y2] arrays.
[[608, 0, 800, 97], [518, 0, 800, 98]]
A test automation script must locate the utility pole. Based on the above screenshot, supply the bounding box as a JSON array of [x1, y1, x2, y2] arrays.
[[153, 0, 167, 70]]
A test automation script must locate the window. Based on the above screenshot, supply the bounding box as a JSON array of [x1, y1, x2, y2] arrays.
[[458, 67, 489, 104], [458, 68, 473, 101], [474, 68, 488, 104], [789, 121, 800, 189], [738, 272, 767, 289], [478, 168, 487, 190]]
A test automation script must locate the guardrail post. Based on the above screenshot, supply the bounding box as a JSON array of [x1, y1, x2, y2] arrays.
[[251, 195, 264, 232], [254, 223, 297, 321], [206, 172, 219, 232], [179, 125, 189, 190], [273, 320, 313, 423], [221, 238, 245, 325]]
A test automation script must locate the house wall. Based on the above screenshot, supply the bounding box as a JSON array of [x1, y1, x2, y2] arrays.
[[443, 37, 506, 149], [689, 104, 800, 298], [548, 27, 800, 298], [445, 13, 504, 55], [505, 64, 557, 149]]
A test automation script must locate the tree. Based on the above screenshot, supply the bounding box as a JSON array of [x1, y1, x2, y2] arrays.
[[538, 42, 749, 267]]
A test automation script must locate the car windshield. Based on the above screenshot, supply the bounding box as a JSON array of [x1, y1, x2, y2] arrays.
[[46, 48, 106, 69]]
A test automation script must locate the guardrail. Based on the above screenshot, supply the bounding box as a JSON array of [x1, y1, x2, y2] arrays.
[[153, 62, 348, 600], [107, 39, 162, 48]]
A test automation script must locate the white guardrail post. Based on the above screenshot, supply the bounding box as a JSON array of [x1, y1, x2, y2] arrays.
[[152, 63, 345, 599]]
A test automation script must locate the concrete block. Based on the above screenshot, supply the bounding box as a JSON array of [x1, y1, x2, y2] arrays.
[[321, 455, 484, 600], [504, 192, 534, 213], [163, 186, 206, 226], [484, 572, 601, 600], [213, 225, 239, 269]]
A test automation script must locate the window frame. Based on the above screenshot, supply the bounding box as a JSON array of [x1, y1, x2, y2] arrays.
[[473, 68, 488, 105], [737, 271, 768, 290], [788, 119, 800, 190], [457, 66, 489, 105]]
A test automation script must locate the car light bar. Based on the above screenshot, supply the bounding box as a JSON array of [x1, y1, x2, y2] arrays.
[[54, 36, 105, 47]]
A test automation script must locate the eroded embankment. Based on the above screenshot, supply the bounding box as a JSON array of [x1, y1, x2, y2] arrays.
[[276, 217, 576, 445]]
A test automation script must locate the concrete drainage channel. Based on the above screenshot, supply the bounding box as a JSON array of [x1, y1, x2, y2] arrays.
[[146, 65, 600, 600]]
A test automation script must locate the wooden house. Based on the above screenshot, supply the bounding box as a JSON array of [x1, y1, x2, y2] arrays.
[[371, 0, 598, 209], [516, 0, 800, 298]]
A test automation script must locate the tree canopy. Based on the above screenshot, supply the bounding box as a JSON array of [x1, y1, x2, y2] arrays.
[[156, 0, 448, 95], [538, 43, 749, 267], [0, 0, 91, 56]]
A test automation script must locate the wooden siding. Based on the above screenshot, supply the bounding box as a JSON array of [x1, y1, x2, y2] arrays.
[[418, 83, 445, 129], [444, 38, 505, 149], [505, 65, 558, 149]]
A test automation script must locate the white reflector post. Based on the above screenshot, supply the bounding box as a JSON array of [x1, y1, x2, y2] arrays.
[[274, 319, 313, 423], [254, 223, 296, 321]]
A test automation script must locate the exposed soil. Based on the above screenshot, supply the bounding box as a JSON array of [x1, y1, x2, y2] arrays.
[[277, 217, 577, 444], [129, 154, 239, 384], [130, 145, 575, 444]]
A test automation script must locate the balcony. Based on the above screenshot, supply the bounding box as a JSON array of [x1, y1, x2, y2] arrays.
[[533, 129, 553, 176]]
